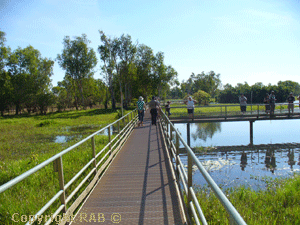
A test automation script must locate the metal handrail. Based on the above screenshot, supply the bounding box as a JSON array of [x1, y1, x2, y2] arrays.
[[160, 110, 247, 225], [0, 110, 138, 225]]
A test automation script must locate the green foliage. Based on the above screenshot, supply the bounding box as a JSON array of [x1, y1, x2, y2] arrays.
[[57, 34, 97, 109], [195, 174, 300, 224], [0, 109, 120, 224], [193, 90, 211, 105]]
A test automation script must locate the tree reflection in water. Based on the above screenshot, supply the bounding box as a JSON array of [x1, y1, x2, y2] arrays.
[[192, 122, 221, 142]]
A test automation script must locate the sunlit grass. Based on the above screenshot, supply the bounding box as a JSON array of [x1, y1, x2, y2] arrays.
[[0, 108, 132, 225], [194, 173, 300, 225]]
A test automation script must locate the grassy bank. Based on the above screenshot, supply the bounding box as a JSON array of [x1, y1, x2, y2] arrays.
[[195, 173, 300, 225], [0, 108, 130, 224]]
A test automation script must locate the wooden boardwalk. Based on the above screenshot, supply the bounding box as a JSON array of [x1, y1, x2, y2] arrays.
[[71, 111, 186, 225]]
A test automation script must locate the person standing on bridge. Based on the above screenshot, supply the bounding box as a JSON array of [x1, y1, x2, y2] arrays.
[[137, 96, 146, 127], [287, 92, 295, 115], [264, 93, 270, 114], [239, 94, 247, 115], [184, 96, 197, 120], [269, 91, 276, 116], [149, 96, 159, 125]]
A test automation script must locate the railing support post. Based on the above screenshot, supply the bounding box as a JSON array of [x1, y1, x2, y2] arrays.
[[225, 106, 227, 119], [91, 137, 97, 175], [175, 133, 179, 180], [187, 152, 193, 220], [56, 156, 67, 213], [108, 126, 111, 154], [187, 123, 191, 148], [250, 121, 254, 146]]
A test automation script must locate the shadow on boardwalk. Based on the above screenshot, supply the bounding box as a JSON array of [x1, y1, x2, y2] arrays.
[[71, 111, 185, 225]]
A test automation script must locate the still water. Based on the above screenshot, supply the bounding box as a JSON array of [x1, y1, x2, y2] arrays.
[[174, 119, 300, 190]]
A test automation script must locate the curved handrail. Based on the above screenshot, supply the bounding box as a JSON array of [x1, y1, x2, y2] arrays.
[[160, 110, 247, 225]]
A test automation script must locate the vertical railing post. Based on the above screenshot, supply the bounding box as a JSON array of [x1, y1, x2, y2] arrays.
[[91, 136, 97, 175], [108, 126, 111, 154], [170, 125, 173, 151], [225, 106, 227, 119], [187, 121, 192, 219], [175, 133, 179, 180], [257, 105, 259, 118], [131, 111, 133, 122], [118, 120, 120, 134], [56, 156, 67, 213]]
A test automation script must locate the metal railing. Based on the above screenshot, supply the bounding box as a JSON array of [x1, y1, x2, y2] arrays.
[[0, 110, 138, 225], [159, 110, 247, 225], [167, 102, 300, 120]]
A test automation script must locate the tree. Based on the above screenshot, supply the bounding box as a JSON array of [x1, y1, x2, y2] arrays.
[[98, 31, 118, 110], [134, 44, 154, 100], [57, 34, 97, 110], [7, 46, 54, 114], [0, 30, 12, 116], [193, 90, 211, 105]]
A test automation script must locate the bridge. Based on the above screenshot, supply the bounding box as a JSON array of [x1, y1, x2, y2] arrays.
[[0, 109, 248, 225]]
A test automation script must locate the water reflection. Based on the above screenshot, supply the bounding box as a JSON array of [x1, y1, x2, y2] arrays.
[[174, 119, 300, 147], [192, 123, 221, 142], [288, 149, 296, 171], [240, 151, 247, 171], [180, 147, 300, 191]]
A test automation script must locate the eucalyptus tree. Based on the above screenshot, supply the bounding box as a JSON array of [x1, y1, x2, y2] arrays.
[[98, 31, 118, 110], [0, 30, 12, 116], [57, 34, 97, 110], [117, 34, 137, 110], [7, 46, 54, 114], [134, 44, 155, 100]]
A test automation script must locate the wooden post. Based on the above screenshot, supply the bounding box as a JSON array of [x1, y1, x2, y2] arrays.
[[187, 123, 191, 147], [225, 106, 227, 120], [250, 121, 254, 146], [118, 120, 120, 134]]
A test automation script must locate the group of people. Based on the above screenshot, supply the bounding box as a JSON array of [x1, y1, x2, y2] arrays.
[[136, 95, 198, 126], [240, 91, 299, 116], [136, 96, 162, 127]]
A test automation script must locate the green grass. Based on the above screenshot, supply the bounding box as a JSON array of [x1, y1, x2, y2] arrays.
[[194, 173, 300, 225], [0, 108, 132, 225]]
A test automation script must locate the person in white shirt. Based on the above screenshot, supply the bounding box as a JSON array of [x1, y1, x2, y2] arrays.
[[239, 94, 247, 115], [184, 96, 197, 120]]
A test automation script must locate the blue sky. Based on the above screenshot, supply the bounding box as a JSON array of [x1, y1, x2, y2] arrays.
[[1, 0, 300, 88]]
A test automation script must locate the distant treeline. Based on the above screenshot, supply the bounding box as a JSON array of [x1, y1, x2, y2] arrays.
[[1, 29, 299, 116]]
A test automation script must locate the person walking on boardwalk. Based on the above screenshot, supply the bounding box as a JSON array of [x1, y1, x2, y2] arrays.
[[287, 92, 295, 115], [239, 94, 247, 115], [184, 96, 197, 120], [149, 96, 159, 125], [137, 96, 146, 127], [269, 91, 276, 116], [264, 93, 270, 114]]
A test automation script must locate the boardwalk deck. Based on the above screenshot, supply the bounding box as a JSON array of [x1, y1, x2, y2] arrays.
[[71, 112, 186, 225]]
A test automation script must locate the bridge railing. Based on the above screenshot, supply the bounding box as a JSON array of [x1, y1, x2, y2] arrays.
[[0, 110, 138, 225], [159, 110, 247, 225], [166, 102, 300, 119]]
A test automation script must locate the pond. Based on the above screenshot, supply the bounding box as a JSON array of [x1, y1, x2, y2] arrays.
[[174, 119, 300, 190]]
